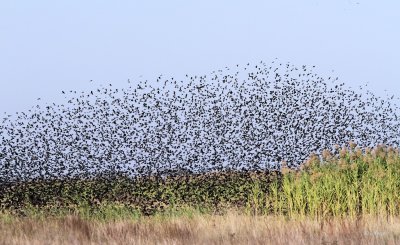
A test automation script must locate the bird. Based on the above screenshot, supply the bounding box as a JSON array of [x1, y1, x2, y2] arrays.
[[0, 60, 399, 187]]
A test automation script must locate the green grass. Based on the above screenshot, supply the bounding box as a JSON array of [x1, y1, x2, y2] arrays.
[[1, 144, 399, 220]]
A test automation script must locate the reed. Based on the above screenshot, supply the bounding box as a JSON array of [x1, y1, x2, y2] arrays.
[[1, 145, 399, 220], [267, 144, 400, 219]]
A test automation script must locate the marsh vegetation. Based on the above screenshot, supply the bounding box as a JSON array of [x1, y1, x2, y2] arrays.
[[1, 62, 400, 244], [1, 145, 400, 244]]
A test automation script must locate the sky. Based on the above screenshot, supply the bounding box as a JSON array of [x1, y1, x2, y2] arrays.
[[0, 0, 399, 115]]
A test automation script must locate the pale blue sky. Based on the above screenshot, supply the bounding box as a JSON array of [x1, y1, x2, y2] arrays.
[[0, 1, 399, 114]]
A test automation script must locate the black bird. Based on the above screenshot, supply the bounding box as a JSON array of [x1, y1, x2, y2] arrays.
[[0, 60, 399, 184]]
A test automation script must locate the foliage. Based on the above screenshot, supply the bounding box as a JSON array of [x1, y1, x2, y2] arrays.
[[1, 145, 399, 219]]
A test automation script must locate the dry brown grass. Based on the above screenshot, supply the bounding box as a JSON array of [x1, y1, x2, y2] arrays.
[[1, 213, 400, 245]]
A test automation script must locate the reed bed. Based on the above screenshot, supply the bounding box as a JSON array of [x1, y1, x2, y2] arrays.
[[1, 145, 400, 243], [1, 145, 400, 219], [266, 144, 400, 219]]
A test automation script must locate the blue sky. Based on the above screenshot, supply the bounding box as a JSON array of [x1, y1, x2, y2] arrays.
[[0, 1, 399, 114]]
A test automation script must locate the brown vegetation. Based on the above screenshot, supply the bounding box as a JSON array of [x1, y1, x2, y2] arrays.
[[1, 213, 400, 245]]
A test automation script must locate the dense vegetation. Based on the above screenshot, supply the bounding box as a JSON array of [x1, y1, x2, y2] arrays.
[[1, 144, 399, 220]]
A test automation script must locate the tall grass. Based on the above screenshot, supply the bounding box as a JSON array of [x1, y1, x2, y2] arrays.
[[0, 144, 399, 220], [265, 144, 400, 219]]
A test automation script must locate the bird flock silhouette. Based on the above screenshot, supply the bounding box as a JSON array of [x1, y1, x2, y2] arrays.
[[0, 61, 399, 183]]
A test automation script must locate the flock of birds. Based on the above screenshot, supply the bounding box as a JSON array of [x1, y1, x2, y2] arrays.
[[0, 61, 399, 183]]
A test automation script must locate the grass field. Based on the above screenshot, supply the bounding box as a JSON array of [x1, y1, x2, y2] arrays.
[[1, 144, 400, 244], [1, 213, 400, 244]]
